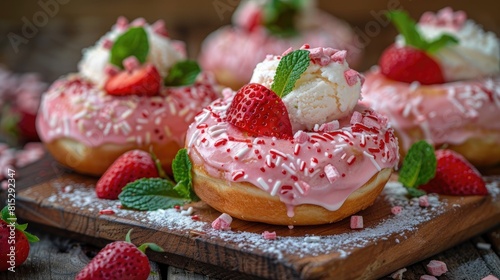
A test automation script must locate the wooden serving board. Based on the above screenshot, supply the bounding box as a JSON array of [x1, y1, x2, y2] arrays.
[[12, 155, 500, 280]]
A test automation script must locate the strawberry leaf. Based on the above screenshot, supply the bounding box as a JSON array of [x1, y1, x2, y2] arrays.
[[172, 149, 199, 201], [1, 206, 39, 242], [23, 231, 40, 243], [1, 206, 12, 222], [118, 178, 187, 210], [110, 27, 149, 68], [271, 49, 310, 98], [398, 140, 437, 197], [164, 60, 201, 87], [387, 10, 459, 53], [426, 34, 459, 53]]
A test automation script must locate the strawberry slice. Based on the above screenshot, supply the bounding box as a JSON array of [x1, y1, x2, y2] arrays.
[[379, 44, 445, 85], [105, 63, 161, 96], [226, 83, 293, 139], [96, 150, 159, 199], [419, 149, 488, 196]]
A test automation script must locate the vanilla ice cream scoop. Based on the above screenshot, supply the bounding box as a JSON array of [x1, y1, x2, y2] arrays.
[[250, 46, 364, 131], [78, 17, 186, 87]]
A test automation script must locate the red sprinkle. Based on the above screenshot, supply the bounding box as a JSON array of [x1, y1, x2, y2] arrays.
[[99, 209, 115, 215], [214, 138, 228, 147]]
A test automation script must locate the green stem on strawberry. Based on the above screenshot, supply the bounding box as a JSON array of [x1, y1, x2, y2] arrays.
[[1, 206, 39, 243], [125, 229, 164, 253], [387, 10, 459, 53]]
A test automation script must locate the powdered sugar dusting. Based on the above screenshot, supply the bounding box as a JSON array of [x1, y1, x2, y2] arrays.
[[41, 178, 500, 260]]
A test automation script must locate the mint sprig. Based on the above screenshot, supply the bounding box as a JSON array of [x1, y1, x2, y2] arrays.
[[110, 27, 149, 68], [387, 11, 459, 53], [398, 140, 437, 197], [263, 0, 304, 37], [1, 206, 39, 243], [118, 148, 199, 210], [271, 49, 310, 98], [164, 60, 201, 87]]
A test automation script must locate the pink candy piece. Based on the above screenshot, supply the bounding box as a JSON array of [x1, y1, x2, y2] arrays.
[[116, 16, 128, 30], [281, 47, 293, 57], [211, 213, 233, 230], [344, 69, 361, 87], [262, 231, 277, 240], [123, 56, 141, 72], [419, 7, 467, 30], [426, 260, 448, 276], [293, 130, 310, 144], [319, 120, 340, 132], [420, 275, 437, 280], [131, 17, 146, 27], [482, 275, 499, 280], [350, 111, 363, 125], [102, 39, 113, 49], [324, 164, 340, 184], [391, 206, 403, 215], [152, 19, 168, 37], [419, 195, 430, 207], [309, 47, 331, 66], [362, 116, 381, 129], [104, 64, 120, 77], [350, 215, 363, 229], [331, 50, 347, 64]]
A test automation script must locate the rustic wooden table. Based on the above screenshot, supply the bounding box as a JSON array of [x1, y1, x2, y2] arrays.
[[1, 151, 499, 280]]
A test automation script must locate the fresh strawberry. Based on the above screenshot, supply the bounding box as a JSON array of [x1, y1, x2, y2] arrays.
[[0, 206, 39, 271], [105, 63, 161, 96], [96, 150, 159, 199], [226, 83, 293, 139], [419, 149, 488, 196], [75, 230, 163, 280], [379, 44, 445, 85]]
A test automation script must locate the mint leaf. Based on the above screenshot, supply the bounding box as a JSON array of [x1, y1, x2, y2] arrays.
[[118, 178, 187, 211], [271, 49, 310, 98], [387, 10, 459, 53], [398, 140, 437, 196], [164, 60, 201, 87], [172, 148, 199, 201], [110, 27, 149, 68], [263, 0, 303, 37], [387, 11, 427, 49], [426, 34, 459, 53]]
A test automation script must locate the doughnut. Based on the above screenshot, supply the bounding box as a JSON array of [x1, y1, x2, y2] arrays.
[[36, 18, 219, 176], [361, 8, 500, 167], [199, 0, 362, 90], [186, 46, 399, 225]]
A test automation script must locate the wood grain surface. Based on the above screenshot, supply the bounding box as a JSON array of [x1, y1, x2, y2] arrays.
[[9, 155, 500, 280]]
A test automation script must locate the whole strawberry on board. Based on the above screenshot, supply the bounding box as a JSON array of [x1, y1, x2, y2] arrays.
[[398, 141, 488, 197], [96, 149, 160, 200], [379, 11, 458, 85], [0, 206, 39, 272], [75, 229, 163, 280]]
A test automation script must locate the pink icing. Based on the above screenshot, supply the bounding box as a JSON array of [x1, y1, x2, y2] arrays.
[[361, 71, 500, 151], [37, 73, 219, 147], [199, 10, 362, 88], [186, 95, 399, 215]]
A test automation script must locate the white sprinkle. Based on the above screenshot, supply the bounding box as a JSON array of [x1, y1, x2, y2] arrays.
[[137, 118, 149, 124], [363, 151, 381, 171], [270, 180, 282, 196], [281, 163, 296, 175], [63, 118, 70, 136], [236, 146, 250, 159], [257, 177, 270, 191], [155, 116, 161, 125], [126, 136, 136, 143], [103, 123, 112, 136], [154, 107, 167, 115], [188, 130, 200, 147], [343, 130, 353, 139], [304, 236, 321, 243], [136, 136, 142, 146], [402, 103, 412, 118], [49, 115, 57, 128], [179, 107, 190, 117], [120, 121, 131, 135], [185, 112, 195, 123], [181, 207, 194, 216], [164, 126, 172, 137], [194, 109, 210, 123], [341, 153, 347, 160], [121, 109, 133, 119], [294, 182, 305, 195], [275, 156, 283, 168], [266, 154, 273, 167], [169, 102, 177, 115], [476, 242, 491, 250], [270, 149, 288, 159], [73, 110, 87, 120], [209, 128, 226, 138], [145, 132, 151, 145]]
